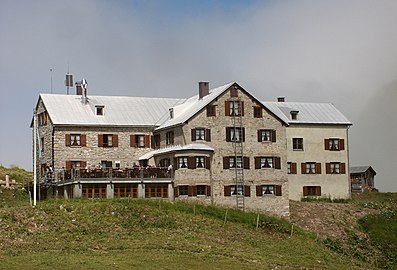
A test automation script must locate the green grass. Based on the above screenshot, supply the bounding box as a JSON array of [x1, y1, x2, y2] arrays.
[[0, 164, 32, 184], [0, 198, 371, 270]]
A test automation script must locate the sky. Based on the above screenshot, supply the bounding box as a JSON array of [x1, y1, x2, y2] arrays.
[[0, 0, 396, 192]]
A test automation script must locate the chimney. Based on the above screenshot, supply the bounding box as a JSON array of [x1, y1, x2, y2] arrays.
[[81, 79, 88, 104], [277, 97, 285, 102], [75, 81, 82, 95], [199, 82, 209, 99]]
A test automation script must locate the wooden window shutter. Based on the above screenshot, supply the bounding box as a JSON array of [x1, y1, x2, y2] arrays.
[[326, 163, 331, 174], [340, 163, 346, 174], [188, 186, 193, 196], [225, 101, 230, 116], [324, 139, 329, 150], [316, 186, 322, 196], [113, 135, 118, 147], [205, 129, 211, 142], [206, 185, 211, 196], [192, 186, 197, 196], [244, 185, 251, 197], [81, 135, 86, 147], [98, 134, 103, 147], [271, 130, 277, 142], [225, 127, 231, 142], [275, 185, 282, 196], [205, 157, 210, 169], [256, 185, 262, 197], [303, 186, 309, 196], [66, 161, 71, 171], [241, 101, 244, 116], [144, 135, 150, 148], [174, 186, 179, 197], [224, 185, 231, 196], [339, 139, 345, 150], [173, 158, 178, 170], [291, 162, 297, 174], [316, 163, 322, 174], [243, 157, 250, 169], [257, 130, 262, 142], [255, 157, 261, 169], [130, 135, 135, 147], [274, 157, 281, 169], [65, 134, 71, 146], [188, 157, 196, 169], [191, 129, 196, 142], [230, 88, 238, 97], [242, 127, 245, 142], [223, 157, 230, 169], [301, 163, 306, 174], [80, 161, 87, 168], [151, 135, 155, 148]]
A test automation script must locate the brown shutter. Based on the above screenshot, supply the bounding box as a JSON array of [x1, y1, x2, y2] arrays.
[[256, 185, 262, 197], [316, 186, 322, 196], [324, 139, 329, 150], [340, 163, 346, 174], [98, 134, 103, 147], [301, 163, 306, 174], [291, 162, 297, 174], [242, 127, 245, 142], [192, 186, 197, 196], [113, 135, 118, 147], [244, 185, 251, 197], [271, 130, 276, 142], [206, 129, 211, 142], [206, 185, 211, 196], [275, 185, 282, 196], [230, 88, 238, 97], [223, 157, 230, 169], [188, 186, 193, 197], [243, 157, 250, 169], [326, 163, 331, 174], [224, 185, 231, 196], [274, 157, 281, 169], [239, 101, 244, 116], [257, 130, 262, 142], [66, 161, 71, 171], [316, 163, 322, 174], [174, 186, 179, 197], [225, 101, 230, 116], [303, 186, 309, 196], [81, 135, 86, 147], [144, 135, 150, 148], [130, 135, 135, 147], [65, 134, 71, 146], [255, 157, 261, 169], [226, 127, 231, 142], [188, 157, 196, 169], [205, 157, 210, 169], [191, 129, 196, 142], [80, 161, 87, 168], [339, 139, 345, 150], [173, 158, 178, 170]]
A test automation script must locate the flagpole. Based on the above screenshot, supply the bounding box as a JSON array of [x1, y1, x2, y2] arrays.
[[33, 110, 37, 207]]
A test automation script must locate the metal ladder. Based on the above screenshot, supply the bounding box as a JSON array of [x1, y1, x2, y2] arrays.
[[232, 98, 245, 211]]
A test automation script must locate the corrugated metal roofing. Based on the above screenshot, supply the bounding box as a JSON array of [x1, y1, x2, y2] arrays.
[[139, 143, 214, 160], [262, 102, 352, 125], [40, 94, 185, 126]]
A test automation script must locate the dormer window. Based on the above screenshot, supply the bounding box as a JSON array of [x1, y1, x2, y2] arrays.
[[290, 110, 299, 120], [169, 108, 174, 119], [96, 106, 104, 116]]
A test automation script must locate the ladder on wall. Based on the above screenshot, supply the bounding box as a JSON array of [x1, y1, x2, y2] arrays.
[[232, 98, 245, 211]]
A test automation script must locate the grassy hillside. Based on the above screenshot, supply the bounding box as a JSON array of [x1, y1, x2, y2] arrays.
[[0, 164, 32, 184]]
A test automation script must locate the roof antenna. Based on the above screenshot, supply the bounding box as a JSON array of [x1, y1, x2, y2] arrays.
[[65, 64, 73, 95], [50, 68, 53, 94]]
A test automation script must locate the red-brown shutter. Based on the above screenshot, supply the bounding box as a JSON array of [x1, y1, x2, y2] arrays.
[[339, 139, 345, 150], [192, 186, 197, 196], [113, 135, 118, 147], [224, 185, 231, 196], [256, 185, 262, 197], [130, 135, 135, 147], [255, 157, 261, 169], [65, 134, 71, 146], [257, 130, 262, 142], [244, 185, 251, 197], [316, 186, 322, 196], [271, 130, 277, 142], [324, 139, 329, 150], [225, 101, 230, 116], [144, 135, 150, 148], [206, 185, 211, 196], [316, 163, 322, 174], [242, 127, 245, 142], [173, 158, 178, 170], [326, 163, 331, 174], [191, 129, 196, 142], [98, 135, 103, 147], [303, 186, 309, 196], [81, 135, 86, 147], [275, 185, 282, 196], [205, 129, 211, 142], [80, 161, 87, 169], [223, 157, 230, 169], [188, 186, 193, 197], [301, 163, 306, 174], [205, 157, 210, 169], [188, 157, 196, 169], [274, 157, 281, 169], [340, 163, 346, 174], [174, 186, 179, 197], [291, 163, 297, 174], [66, 161, 71, 171], [226, 127, 231, 142], [243, 157, 250, 169]]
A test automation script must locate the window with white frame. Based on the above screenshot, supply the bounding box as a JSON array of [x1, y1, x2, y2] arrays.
[[330, 162, 340, 174], [196, 157, 205, 168], [229, 101, 240, 116], [71, 134, 81, 146], [231, 127, 243, 142], [178, 157, 188, 169], [261, 157, 273, 168], [329, 139, 340, 150], [231, 185, 243, 196], [196, 128, 205, 140], [103, 134, 113, 147], [293, 138, 303, 150], [262, 185, 275, 195], [229, 156, 243, 168], [306, 162, 316, 174]]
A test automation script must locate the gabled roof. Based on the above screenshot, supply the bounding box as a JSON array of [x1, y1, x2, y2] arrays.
[[350, 166, 377, 175], [262, 102, 352, 125], [38, 94, 185, 126]]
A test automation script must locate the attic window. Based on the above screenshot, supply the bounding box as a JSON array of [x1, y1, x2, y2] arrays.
[[290, 111, 299, 120], [96, 106, 104, 116]]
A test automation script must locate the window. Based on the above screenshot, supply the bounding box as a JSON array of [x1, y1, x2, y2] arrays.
[[290, 111, 298, 120], [254, 157, 281, 169], [175, 185, 211, 197], [196, 185, 207, 196], [303, 186, 321, 196], [224, 185, 250, 197], [258, 130, 276, 142], [207, 105, 216, 117], [83, 183, 107, 198], [256, 185, 282, 196], [114, 184, 138, 198], [196, 157, 205, 168], [253, 106, 262, 118], [225, 100, 244, 116], [326, 162, 346, 174], [325, 138, 344, 151], [287, 162, 297, 174], [178, 185, 189, 196], [261, 157, 273, 168], [262, 185, 275, 195], [145, 184, 168, 198], [166, 131, 174, 145], [226, 127, 245, 142], [230, 101, 239, 116], [293, 138, 303, 150], [178, 157, 188, 169], [223, 156, 249, 169], [130, 134, 149, 148], [71, 134, 81, 146], [230, 156, 243, 168], [96, 106, 104, 116], [98, 134, 118, 147], [103, 134, 113, 147], [159, 158, 170, 167], [301, 162, 321, 174], [153, 134, 160, 149], [115, 161, 121, 169], [191, 128, 211, 142], [231, 185, 243, 196], [40, 137, 44, 154]]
